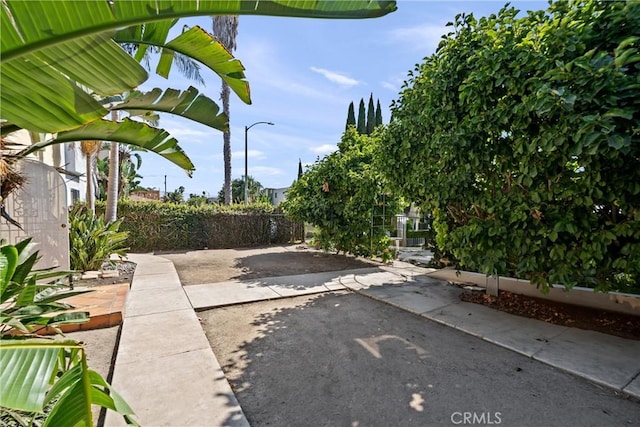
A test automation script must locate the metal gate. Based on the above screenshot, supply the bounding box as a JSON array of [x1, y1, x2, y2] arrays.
[[0, 159, 70, 270]]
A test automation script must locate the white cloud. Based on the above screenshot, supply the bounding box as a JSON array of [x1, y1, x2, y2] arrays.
[[381, 73, 409, 93], [388, 23, 448, 54], [251, 166, 283, 176], [168, 127, 211, 141], [310, 144, 337, 155], [381, 81, 398, 92], [309, 67, 362, 87], [231, 149, 265, 160], [238, 40, 348, 105]]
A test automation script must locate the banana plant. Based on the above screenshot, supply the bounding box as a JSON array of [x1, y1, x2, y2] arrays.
[[114, 23, 252, 105], [1, 0, 396, 155], [0, 238, 138, 425], [16, 85, 230, 174]]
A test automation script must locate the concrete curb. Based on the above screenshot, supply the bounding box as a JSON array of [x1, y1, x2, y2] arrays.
[[342, 266, 640, 401]]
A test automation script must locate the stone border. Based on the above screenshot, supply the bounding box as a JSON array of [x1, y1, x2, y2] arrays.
[[425, 268, 640, 316]]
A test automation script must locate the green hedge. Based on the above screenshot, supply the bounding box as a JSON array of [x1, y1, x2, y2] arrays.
[[382, 1, 639, 293], [97, 200, 303, 252]]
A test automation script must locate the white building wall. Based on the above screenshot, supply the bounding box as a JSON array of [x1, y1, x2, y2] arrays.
[[62, 142, 87, 206], [266, 187, 289, 207], [4, 131, 88, 207]]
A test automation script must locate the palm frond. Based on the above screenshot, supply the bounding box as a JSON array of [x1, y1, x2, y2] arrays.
[[172, 52, 206, 86]]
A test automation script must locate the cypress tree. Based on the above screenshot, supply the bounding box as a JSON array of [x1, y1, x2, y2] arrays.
[[298, 159, 303, 180], [346, 101, 356, 130], [366, 94, 375, 134], [375, 100, 383, 127], [356, 99, 366, 134]]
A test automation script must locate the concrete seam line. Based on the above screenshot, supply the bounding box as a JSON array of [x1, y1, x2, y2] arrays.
[[621, 369, 640, 390]]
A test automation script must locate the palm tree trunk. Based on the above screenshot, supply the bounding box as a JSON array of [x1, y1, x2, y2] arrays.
[[80, 140, 100, 215], [85, 148, 96, 214], [222, 82, 232, 205], [105, 111, 119, 222], [213, 15, 238, 206]]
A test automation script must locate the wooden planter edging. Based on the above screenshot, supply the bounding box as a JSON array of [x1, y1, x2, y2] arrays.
[[425, 268, 640, 317]]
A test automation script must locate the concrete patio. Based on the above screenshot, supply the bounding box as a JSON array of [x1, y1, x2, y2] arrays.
[[103, 254, 640, 425]]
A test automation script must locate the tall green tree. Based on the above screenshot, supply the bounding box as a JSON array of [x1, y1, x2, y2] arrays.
[[375, 100, 383, 127], [366, 93, 376, 134], [382, 0, 639, 293], [118, 147, 143, 197], [217, 176, 263, 204], [282, 128, 401, 260], [213, 15, 240, 206], [346, 101, 356, 130], [164, 186, 185, 203], [356, 99, 366, 134]]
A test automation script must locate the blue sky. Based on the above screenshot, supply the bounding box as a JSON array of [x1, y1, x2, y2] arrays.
[[137, 1, 546, 198]]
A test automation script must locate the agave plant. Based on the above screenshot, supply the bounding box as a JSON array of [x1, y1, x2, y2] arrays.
[[69, 207, 129, 272], [0, 238, 137, 425]]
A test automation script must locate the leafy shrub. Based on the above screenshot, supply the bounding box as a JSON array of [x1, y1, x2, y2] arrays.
[[282, 128, 401, 262], [69, 205, 129, 272], [96, 200, 302, 252], [0, 238, 137, 425], [382, 0, 639, 293], [406, 230, 428, 239]]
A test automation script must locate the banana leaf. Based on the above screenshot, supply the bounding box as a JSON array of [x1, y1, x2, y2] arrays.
[[1, 0, 396, 135], [115, 23, 251, 104], [116, 86, 228, 132], [20, 119, 196, 176], [0, 339, 138, 425]]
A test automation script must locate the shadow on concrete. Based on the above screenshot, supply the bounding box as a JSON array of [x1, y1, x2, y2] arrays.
[[160, 245, 379, 286], [201, 292, 640, 427], [230, 251, 376, 281]]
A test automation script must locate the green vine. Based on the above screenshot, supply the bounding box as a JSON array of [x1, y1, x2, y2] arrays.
[[382, 0, 640, 293]]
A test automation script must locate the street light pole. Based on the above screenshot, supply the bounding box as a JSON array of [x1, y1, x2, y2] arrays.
[[244, 121, 274, 205]]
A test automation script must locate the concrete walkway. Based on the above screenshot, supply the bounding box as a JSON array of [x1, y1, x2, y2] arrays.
[[106, 254, 640, 426], [105, 254, 248, 427]]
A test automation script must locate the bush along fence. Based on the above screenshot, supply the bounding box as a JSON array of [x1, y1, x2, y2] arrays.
[[96, 200, 304, 252]]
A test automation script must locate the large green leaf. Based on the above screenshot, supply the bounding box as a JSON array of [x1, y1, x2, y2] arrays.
[[12, 252, 38, 289], [0, 245, 18, 300], [43, 352, 138, 426], [0, 339, 81, 412], [2, 0, 397, 62], [114, 20, 178, 63], [116, 86, 228, 131], [115, 25, 251, 104], [0, 339, 137, 425], [166, 26, 251, 104], [1, 1, 395, 134], [20, 119, 195, 176], [0, 32, 146, 133]]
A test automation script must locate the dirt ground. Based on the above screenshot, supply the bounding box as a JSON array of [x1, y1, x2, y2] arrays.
[[157, 244, 380, 285], [199, 293, 640, 426], [67, 245, 639, 425], [69, 245, 377, 408]]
